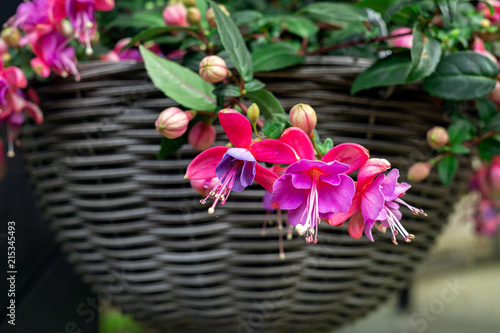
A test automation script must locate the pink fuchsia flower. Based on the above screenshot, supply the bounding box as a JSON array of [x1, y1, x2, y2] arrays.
[[30, 29, 79, 80], [185, 109, 297, 213], [488, 155, 500, 197], [188, 122, 216, 150], [101, 38, 163, 62], [162, 4, 189, 27], [478, 0, 500, 22], [474, 199, 500, 237], [388, 27, 413, 49], [271, 127, 369, 243], [190, 177, 218, 197]]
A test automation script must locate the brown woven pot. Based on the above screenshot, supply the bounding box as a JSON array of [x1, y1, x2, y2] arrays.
[[22, 57, 468, 333]]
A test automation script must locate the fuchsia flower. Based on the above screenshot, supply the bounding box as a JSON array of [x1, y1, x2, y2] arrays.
[[478, 0, 500, 22], [101, 38, 163, 62], [162, 4, 189, 27], [388, 27, 413, 49], [271, 127, 369, 243], [185, 109, 297, 213]]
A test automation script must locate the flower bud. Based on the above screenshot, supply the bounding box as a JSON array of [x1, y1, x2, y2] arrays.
[[487, 155, 500, 195], [387, 27, 413, 49], [407, 162, 431, 182], [1, 27, 21, 48], [187, 7, 202, 25], [247, 103, 260, 124], [155, 107, 190, 139], [184, 110, 197, 120], [0, 38, 8, 57], [183, 0, 197, 7], [199, 56, 228, 83], [188, 122, 216, 150], [426, 126, 449, 148], [205, 5, 229, 28], [289, 103, 317, 136], [190, 177, 218, 197], [481, 18, 491, 28], [163, 4, 189, 27]]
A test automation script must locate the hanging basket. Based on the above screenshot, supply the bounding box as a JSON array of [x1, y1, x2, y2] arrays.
[[22, 57, 467, 333]]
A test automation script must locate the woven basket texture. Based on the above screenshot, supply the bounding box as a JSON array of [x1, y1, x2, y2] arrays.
[[22, 57, 467, 333]]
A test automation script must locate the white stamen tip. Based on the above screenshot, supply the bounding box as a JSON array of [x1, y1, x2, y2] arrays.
[[279, 253, 286, 261], [7, 151, 15, 158], [208, 207, 214, 214]]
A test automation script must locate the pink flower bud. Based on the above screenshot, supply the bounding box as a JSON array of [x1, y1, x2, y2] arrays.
[[247, 103, 260, 124], [155, 107, 190, 139], [162, 4, 189, 27], [426, 126, 449, 148], [388, 27, 413, 49], [188, 122, 216, 150], [190, 177, 218, 197], [487, 155, 500, 195], [473, 38, 497, 64], [184, 110, 196, 120], [187, 7, 202, 25], [0, 38, 8, 56], [289, 103, 317, 135], [199, 56, 228, 83], [407, 162, 431, 182], [1, 28, 21, 48]]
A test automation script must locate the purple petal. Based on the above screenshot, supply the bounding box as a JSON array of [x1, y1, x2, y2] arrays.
[[292, 172, 312, 189], [226, 147, 255, 162], [262, 191, 275, 211], [364, 219, 376, 242], [317, 174, 355, 214], [271, 174, 305, 210], [236, 160, 256, 190], [380, 169, 399, 198], [287, 200, 309, 226], [360, 174, 385, 221]]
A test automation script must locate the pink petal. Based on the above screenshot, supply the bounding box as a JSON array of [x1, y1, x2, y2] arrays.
[[317, 174, 355, 214], [279, 127, 314, 160], [321, 143, 370, 174], [357, 158, 391, 190], [250, 139, 298, 164], [291, 172, 312, 189], [348, 210, 365, 240], [360, 174, 385, 221], [364, 219, 376, 242], [96, 0, 115, 11], [219, 109, 252, 148], [327, 194, 361, 226], [3, 67, 27, 88], [185, 146, 229, 179], [287, 200, 308, 226], [255, 163, 278, 193], [271, 174, 305, 210], [23, 101, 44, 124]]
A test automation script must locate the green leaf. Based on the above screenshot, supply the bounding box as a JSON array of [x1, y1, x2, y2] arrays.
[[477, 98, 499, 123], [437, 0, 458, 23], [299, 2, 368, 24], [212, 84, 241, 97], [246, 89, 285, 120], [351, 53, 412, 94], [324, 21, 367, 45], [244, 79, 266, 92], [323, 138, 334, 152], [232, 10, 263, 25], [282, 16, 319, 39], [484, 114, 500, 133], [406, 23, 442, 83], [356, 0, 396, 14], [382, 0, 422, 21], [423, 52, 499, 101], [251, 42, 305, 73], [108, 11, 165, 28], [140, 46, 217, 111], [478, 137, 500, 160], [210, 1, 253, 82], [123, 26, 197, 52], [449, 143, 470, 154], [438, 155, 458, 186], [157, 136, 187, 159], [447, 118, 476, 143], [262, 121, 286, 139]]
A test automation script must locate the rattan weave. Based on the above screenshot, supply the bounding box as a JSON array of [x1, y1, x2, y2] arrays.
[[22, 57, 467, 333]]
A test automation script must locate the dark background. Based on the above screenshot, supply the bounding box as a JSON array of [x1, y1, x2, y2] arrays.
[[1, 1, 98, 332]]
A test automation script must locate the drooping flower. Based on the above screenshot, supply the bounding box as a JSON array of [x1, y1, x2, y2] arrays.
[[271, 127, 369, 243], [101, 38, 163, 62], [388, 27, 413, 49], [185, 109, 297, 213]]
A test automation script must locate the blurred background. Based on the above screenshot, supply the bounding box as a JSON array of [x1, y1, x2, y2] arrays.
[[1, 1, 499, 333]]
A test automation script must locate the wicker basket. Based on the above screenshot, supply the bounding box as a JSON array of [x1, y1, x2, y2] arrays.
[[22, 57, 467, 333]]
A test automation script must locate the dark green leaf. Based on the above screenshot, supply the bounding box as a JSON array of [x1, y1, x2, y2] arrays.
[[478, 137, 500, 160], [210, 1, 253, 82], [140, 46, 217, 111], [449, 143, 470, 154], [324, 22, 367, 45], [484, 114, 500, 132], [437, 0, 458, 23], [299, 2, 368, 24], [274, 114, 292, 126], [157, 136, 187, 159], [263, 121, 286, 139], [232, 10, 263, 25], [108, 11, 164, 28], [351, 53, 412, 94], [244, 79, 266, 93], [123, 26, 197, 52], [447, 118, 476, 143], [282, 16, 319, 39], [382, 0, 423, 21], [212, 84, 241, 97], [356, 0, 397, 14], [477, 98, 499, 123], [423, 52, 499, 101], [438, 155, 458, 186], [251, 42, 305, 72], [246, 89, 285, 120], [406, 23, 442, 83]]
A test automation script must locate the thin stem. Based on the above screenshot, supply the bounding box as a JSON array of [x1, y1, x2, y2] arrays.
[[298, 37, 309, 56], [311, 135, 323, 159]]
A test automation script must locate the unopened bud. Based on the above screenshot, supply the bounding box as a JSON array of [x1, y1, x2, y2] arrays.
[[190, 177, 218, 197], [187, 7, 201, 25], [155, 107, 190, 139], [247, 103, 260, 124], [289, 103, 317, 136], [408, 162, 431, 182], [205, 5, 229, 28], [183, 0, 197, 7], [163, 4, 189, 27], [188, 122, 216, 150], [1, 27, 21, 48], [199, 55, 227, 83], [426, 126, 449, 148], [481, 19, 491, 28], [184, 110, 197, 120]]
